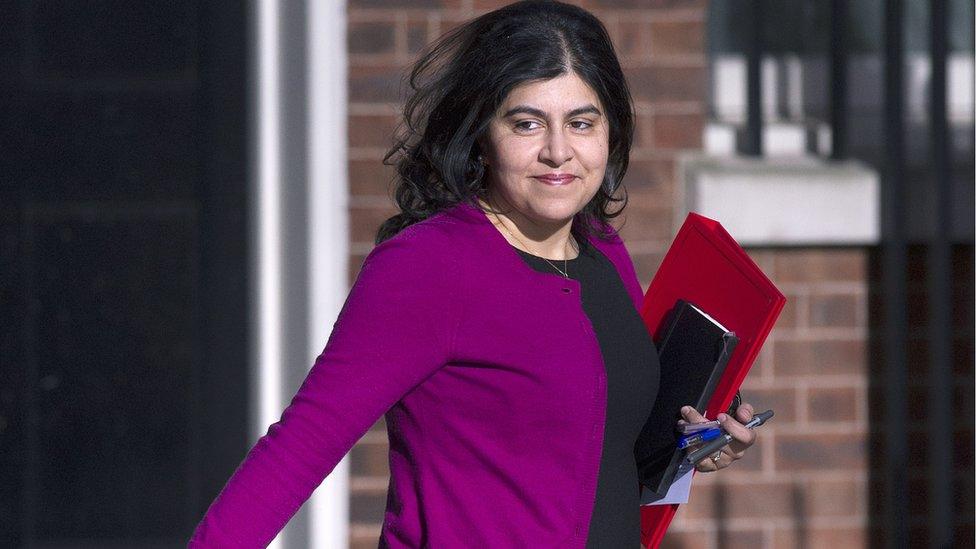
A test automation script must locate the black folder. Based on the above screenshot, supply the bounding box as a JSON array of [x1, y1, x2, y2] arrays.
[[635, 298, 739, 502]]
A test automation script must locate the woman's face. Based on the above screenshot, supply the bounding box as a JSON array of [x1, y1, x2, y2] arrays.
[[480, 71, 609, 229]]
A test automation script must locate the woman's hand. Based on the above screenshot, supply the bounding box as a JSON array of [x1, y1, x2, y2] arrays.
[[678, 402, 757, 472]]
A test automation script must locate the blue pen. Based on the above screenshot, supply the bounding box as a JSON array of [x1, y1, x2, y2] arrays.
[[685, 410, 775, 467], [677, 427, 724, 449]]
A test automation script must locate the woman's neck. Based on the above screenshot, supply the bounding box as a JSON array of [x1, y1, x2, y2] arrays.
[[477, 196, 579, 260]]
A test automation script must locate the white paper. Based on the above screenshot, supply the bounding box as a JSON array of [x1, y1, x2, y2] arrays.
[[641, 466, 694, 506]]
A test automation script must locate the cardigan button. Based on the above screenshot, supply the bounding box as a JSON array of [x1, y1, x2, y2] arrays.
[[561, 287, 572, 294]]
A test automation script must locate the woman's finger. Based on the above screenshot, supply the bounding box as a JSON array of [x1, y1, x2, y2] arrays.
[[717, 412, 756, 455], [734, 401, 755, 424], [694, 448, 728, 472], [679, 405, 707, 424], [694, 455, 716, 472]]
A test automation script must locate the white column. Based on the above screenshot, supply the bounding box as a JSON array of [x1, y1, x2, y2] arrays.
[[251, 1, 285, 548], [307, 1, 350, 548], [252, 0, 349, 547]]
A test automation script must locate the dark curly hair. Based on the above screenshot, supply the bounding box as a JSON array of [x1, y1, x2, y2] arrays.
[[375, 0, 635, 245]]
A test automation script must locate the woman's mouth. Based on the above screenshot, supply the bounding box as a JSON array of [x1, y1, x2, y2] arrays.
[[533, 174, 577, 186]]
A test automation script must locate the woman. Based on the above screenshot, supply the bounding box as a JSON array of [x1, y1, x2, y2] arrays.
[[189, 1, 757, 547]]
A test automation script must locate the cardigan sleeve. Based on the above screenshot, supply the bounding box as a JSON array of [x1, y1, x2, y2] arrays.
[[188, 228, 461, 548]]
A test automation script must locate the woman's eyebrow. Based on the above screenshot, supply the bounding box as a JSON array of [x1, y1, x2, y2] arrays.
[[502, 104, 603, 119]]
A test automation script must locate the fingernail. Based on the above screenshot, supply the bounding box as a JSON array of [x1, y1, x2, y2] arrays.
[[681, 406, 691, 414], [718, 413, 728, 421]]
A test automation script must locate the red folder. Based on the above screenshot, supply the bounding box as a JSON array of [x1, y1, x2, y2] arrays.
[[638, 213, 786, 549]]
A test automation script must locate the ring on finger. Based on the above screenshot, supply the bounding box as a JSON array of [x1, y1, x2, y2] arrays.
[[711, 451, 722, 464]]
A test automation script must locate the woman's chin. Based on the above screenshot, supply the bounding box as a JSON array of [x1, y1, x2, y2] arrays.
[[525, 207, 579, 227]]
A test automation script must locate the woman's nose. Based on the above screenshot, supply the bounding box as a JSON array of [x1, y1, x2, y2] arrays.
[[539, 127, 573, 166]]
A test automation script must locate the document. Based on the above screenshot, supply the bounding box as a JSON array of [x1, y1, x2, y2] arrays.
[[642, 465, 693, 506], [636, 211, 786, 548]]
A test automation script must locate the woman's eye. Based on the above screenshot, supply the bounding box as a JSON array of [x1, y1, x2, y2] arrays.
[[514, 120, 542, 131], [514, 120, 593, 132]]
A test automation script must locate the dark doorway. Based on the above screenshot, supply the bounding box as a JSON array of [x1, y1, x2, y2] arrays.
[[0, 2, 251, 546]]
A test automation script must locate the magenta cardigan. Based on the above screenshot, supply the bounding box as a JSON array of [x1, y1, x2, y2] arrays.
[[188, 200, 647, 548]]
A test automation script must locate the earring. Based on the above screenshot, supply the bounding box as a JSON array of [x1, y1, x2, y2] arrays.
[[478, 155, 487, 166]]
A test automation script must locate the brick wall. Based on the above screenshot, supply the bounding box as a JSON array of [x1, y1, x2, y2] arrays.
[[344, 1, 887, 548], [664, 249, 872, 548]]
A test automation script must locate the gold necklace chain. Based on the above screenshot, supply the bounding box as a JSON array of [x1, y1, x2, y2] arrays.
[[490, 211, 577, 279]]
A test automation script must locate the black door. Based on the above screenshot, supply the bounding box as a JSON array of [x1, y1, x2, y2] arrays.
[[1, 2, 251, 546]]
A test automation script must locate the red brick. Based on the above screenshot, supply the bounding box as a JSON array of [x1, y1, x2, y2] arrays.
[[348, 21, 396, 54], [659, 529, 711, 549], [721, 480, 793, 518], [773, 249, 867, 283], [649, 20, 704, 56], [349, 253, 368, 285], [621, 162, 675, 202], [731, 436, 764, 471], [350, 204, 398, 244], [775, 291, 802, 328], [774, 527, 866, 547], [350, 440, 390, 476], [811, 527, 868, 547], [744, 249, 775, 271], [433, 13, 471, 37], [774, 339, 866, 376], [614, 20, 650, 59], [633, 111, 654, 150], [651, 112, 704, 149], [807, 386, 859, 423], [717, 529, 763, 549], [804, 478, 863, 517], [631, 252, 665, 286], [808, 292, 859, 328], [775, 433, 865, 470], [351, 535, 381, 549], [349, 159, 398, 197], [677, 481, 716, 519], [349, 114, 400, 148], [349, 64, 407, 103], [625, 66, 706, 104], [737, 386, 798, 424], [406, 18, 429, 54], [616, 203, 673, 241], [350, 489, 387, 523], [369, 415, 387, 433]]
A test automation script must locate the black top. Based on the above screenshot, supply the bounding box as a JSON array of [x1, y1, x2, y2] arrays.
[[512, 234, 660, 548]]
